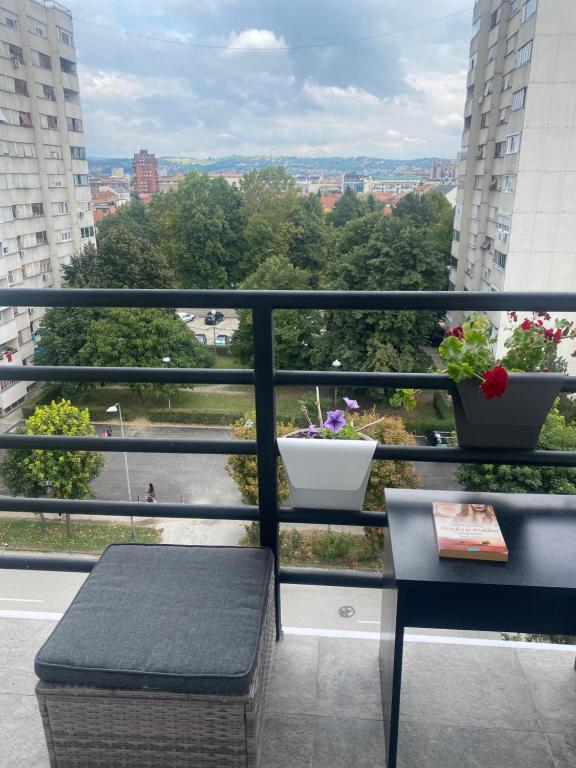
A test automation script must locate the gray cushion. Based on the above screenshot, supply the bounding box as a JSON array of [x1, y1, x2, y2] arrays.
[[35, 544, 273, 695]]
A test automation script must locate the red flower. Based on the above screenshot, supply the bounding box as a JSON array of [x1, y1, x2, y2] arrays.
[[445, 326, 464, 340], [508, 311, 518, 322], [480, 366, 509, 400], [536, 312, 551, 321], [520, 319, 532, 331]]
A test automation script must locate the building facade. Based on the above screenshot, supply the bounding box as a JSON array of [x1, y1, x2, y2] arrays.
[[451, 0, 576, 360], [0, 0, 94, 412], [133, 149, 158, 195]]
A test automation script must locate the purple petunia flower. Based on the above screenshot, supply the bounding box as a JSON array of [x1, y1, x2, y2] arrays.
[[306, 425, 317, 439], [343, 397, 360, 411], [324, 410, 346, 434]]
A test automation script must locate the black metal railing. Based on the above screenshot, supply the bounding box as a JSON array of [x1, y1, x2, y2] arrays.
[[1, 288, 576, 635]]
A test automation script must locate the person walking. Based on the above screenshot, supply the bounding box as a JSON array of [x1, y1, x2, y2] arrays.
[[146, 483, 156, 503]]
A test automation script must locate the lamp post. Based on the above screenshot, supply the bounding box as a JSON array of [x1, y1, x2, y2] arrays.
[[161, 356, 171, 410], [106, 403, 134, 540], [332, 359, 342, 407]]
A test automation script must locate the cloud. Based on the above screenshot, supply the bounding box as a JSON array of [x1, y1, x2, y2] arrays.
[[226, 28, 287, 52]]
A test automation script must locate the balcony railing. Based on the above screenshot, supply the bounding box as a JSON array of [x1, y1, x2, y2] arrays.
[[1, 288, 576, 637]]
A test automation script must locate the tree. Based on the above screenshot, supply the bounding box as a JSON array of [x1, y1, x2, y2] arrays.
[[79, 308, 213, 396], [287, 194, 331, 282], [152, 172, 245, 288], [0, 400, 105, 535], [230, 255, 321, 370], [96, 199, 158, 244], [315, 212, 448, 375], [456, 406, 576, 494], [328, 189, 369, 227], [63, 233, 174, 289]]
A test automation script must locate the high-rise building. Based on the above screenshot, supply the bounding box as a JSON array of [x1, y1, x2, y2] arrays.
[[0, 0, 94, 412], [450, 0, 576, 357], [133, 149, 159, 195]]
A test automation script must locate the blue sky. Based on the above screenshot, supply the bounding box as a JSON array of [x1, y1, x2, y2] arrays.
[[68, 0, 473, 158]]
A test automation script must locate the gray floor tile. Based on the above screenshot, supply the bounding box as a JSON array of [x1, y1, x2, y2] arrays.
[[312, 716, 385, 768], [261, 714, 314, 768], [397, 722, 556, 768], [0, 693, 49, 768], [546, 732, 576, 768], [267, 635, 320, 715], [316, 638, 382, 719], [516, 649, 576, 734], [399, 647, 543, 731]]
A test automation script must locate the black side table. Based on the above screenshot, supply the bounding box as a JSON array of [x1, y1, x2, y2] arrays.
[[380, 489, 576, 768]]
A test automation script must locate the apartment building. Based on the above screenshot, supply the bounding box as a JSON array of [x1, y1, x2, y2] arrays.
[[0, 0, 94, 412], [133, 149, 159, 195], [450, 0, 576, 360]]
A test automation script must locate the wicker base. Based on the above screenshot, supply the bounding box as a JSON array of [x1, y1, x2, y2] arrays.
[[36, 581, 275, 768]]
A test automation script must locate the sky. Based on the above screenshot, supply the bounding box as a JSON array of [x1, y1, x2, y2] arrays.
[[68, 0, 474, 159]]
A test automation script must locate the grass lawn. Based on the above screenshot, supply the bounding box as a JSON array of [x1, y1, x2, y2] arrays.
[[0, 518, 161, 554]]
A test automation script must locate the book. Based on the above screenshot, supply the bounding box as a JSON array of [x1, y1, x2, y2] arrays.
[[432, 502, 508, 562]]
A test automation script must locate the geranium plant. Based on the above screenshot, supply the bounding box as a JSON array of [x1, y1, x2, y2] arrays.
[[392, 312, 576, 409]]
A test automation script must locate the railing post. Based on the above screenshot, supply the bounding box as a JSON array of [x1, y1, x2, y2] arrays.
[[252, 302, 281, 639]]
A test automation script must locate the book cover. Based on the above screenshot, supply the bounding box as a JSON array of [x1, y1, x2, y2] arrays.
[[432, 502, 508, 562]]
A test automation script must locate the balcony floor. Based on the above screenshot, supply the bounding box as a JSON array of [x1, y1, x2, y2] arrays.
[[2, 617, 575, 768]]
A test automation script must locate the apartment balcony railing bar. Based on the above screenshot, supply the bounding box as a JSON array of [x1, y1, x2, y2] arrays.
[[1, 289, 576, 635]]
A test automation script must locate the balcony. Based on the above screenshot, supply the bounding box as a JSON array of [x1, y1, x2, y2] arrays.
[[1, 288, 576, 768]]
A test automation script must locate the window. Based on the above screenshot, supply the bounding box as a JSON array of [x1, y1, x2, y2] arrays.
[[44, 144, 63, 159], [63, 88, 79, 103], [476, 144, 486, 160], [40, 113, 58, 129], [70, 145, 86, 160], [503, 175, 516, 193], [490, 174, 501, 191], [27, 16, 47, 37], [488, 205, 498, 220], [480, 111, 490, 128], [521, 0, 537, 22], [453, 230, 460, 242], [32, 50, 51, 69], [0, 140, 36, 158], [484, 78, 493, 96], [74, 174, 89, 186], [498, 107, 509, 125], [494, 250, 507, 270], [52, 201, 69, 215], [66, 117, 83, 132], [505, 34, 518, 56], [5, 43, 24, 64], [481, 237, 493, 250], [497, 214, 511, 234], [511, 87, 526, 110], [60, 57, 76, 75], [58, 27, 73, 46], [472, 16, 481, 37], [506, 133, 521, 154], [487, 44, 497, 63], [516, 40, 533, 68], [8, 268, 22, 285], [474, 175, 483, 190], [502, 71, 514, 90], [511, 0, 521, 16], [464, 115, 472, 131], [471, 204, 480, 218], [31, 202, 44, 216], [14, 77, 27, 95], [1, 8, 19, 29], [469, 51, 478, 70], [455, 204, 463, 217], [40, 83, 56, 101], [490, 9, 499, 29], [80, 226, 95, 239], [35, 231, 48, 246], [59, 229, 72, 242], [48, 174, 65, 187], [19, 111, 32, 127], [6, 173, 40, 189]]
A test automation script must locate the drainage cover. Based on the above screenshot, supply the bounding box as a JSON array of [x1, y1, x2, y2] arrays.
[[338, 605, 355, 618]]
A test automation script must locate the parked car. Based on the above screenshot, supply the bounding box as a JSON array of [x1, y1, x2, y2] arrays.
[[215, 334, 229, 346], [195, 333, 207, 344], [426, 430, 452, 447], [175, 311, 195, 323], [205, 310, 224, 325]]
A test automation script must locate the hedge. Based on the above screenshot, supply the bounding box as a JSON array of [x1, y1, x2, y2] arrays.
[[433, 391, 452, 420], [148, 409, 245, 425], [21, 405, 135, 422], [404, 414, 455, 436]]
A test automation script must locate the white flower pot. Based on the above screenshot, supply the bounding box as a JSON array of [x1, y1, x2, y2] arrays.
[[277, 434, 377, 510]]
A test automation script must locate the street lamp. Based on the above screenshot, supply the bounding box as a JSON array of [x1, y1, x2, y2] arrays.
[[161, 357, 171, 410], [106, 403, 134, 540], [332, 359, 342, 407]]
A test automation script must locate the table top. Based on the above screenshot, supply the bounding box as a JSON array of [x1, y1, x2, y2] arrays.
[[385, 489, 576, 590]]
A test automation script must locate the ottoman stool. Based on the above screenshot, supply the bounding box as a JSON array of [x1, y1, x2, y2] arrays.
[[34, 544, 275, 768]]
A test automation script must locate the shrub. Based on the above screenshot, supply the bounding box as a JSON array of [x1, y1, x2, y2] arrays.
[[148, 408, 244, 425], [433, 391, 451, 420]]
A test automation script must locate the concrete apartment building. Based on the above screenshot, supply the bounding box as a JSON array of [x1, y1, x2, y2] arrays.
[[450, 0, 576, 359], [133, 149, 159, 195], [0, 0, 94, 412]]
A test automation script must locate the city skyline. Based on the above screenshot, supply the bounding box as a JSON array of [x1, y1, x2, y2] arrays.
[[68, 0, 473, 159]]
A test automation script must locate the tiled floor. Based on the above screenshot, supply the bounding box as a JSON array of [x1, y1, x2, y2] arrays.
[[1, 617, 575, 767]]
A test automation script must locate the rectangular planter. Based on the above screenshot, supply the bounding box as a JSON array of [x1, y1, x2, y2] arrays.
[[453, 372, 565, 449]]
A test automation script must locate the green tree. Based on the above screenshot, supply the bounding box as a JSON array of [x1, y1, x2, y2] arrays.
[[328, 188, 369, 227], [456, 407, 576, 494], [152, 172, 245, 287], [287, 194, 331, 282], [0, 400, 105, 535], [230, 255, 321, 370], [79, 308, 213, 396], [315, 212, 447, 374], [97, 199, 158, 243]]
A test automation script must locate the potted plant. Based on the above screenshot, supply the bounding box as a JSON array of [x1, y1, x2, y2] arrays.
[[392, 313, 574, 450], [277, 390, 379, 510]]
